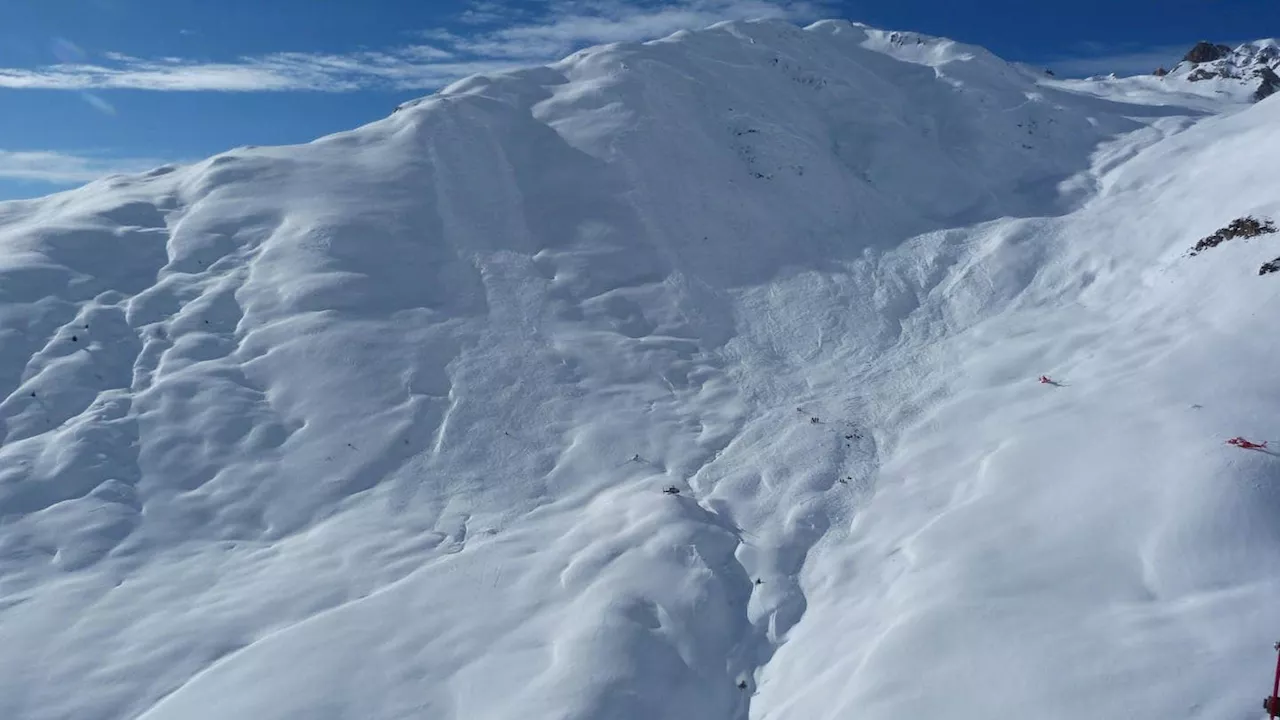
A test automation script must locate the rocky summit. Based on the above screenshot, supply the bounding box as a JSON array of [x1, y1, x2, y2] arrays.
[[1162, 39, 1280, 101]]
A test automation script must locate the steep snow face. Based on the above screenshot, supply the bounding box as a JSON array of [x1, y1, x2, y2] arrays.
[[754, 92, 1280, 720], [1, 17, 1278, 720]]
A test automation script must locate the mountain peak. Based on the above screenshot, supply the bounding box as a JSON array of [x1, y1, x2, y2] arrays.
[[7, 18, 1280, 720], [1182, 41, 1233, 64], [1163, 38, 1280, 101]]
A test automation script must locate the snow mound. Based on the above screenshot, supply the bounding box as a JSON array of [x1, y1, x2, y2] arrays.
[[1, 17, 1278, 720]]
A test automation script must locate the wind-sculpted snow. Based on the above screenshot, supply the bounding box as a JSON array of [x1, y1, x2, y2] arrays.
[[1, 18, 1278, 720]]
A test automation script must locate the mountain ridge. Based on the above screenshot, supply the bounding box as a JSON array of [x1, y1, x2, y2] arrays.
[[1155, 38, 1280, 101], [1, 17, 1278, 720]]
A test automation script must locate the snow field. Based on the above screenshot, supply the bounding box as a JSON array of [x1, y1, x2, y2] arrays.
[[0, 18, 1278, 720]]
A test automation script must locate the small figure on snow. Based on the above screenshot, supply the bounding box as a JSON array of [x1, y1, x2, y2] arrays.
[[1226, 436, 1269, 450], [662, 486, 681, 495], [1038, 375, 1064, 387]]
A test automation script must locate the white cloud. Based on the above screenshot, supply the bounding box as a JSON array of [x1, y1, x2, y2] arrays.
[[445, 0, 831, 60], [0, 51, 520, 92], [0, 0, 832, 92], [0, 150, 174, 184], [456, 0, 528, 26], [80, 92, 117, 115]]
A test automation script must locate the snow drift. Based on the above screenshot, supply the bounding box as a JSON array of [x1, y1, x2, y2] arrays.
[[1, 18, 1278, 720]]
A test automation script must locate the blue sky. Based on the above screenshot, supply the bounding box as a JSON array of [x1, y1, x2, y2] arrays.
[[1, 0, 1276, 200]]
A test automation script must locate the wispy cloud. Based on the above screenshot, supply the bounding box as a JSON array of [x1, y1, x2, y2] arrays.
[[438, 0, 831, 60], [0, 0, 831, 92], [456, 0, 531, 27], [0, 149, 173, 184], [0, 50, 496, 92]]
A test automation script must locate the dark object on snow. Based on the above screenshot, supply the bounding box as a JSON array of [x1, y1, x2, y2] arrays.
[[662, 486, 681, 495], [1188, 216, 1277, 255], [1265, 641, 1280, 719], [1254, 66, 1280, 102], [738, 680, 748, 690], [754, 578, 764, 585], [810, 417, 820, 424], [1153, 66, 1169, 77], [1186, 67, 1217, 83], [1183, 41, 1232, 65], [1261, 257, 1280, 276]]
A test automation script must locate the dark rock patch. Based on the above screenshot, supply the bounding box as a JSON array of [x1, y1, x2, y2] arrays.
[[1188, 216, 1276, 256]]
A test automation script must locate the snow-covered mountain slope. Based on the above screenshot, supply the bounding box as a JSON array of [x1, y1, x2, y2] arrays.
[[1060, 38, 1280, 107], [1163, 39, 1280, 101], [2, 18, 1278, 720]]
